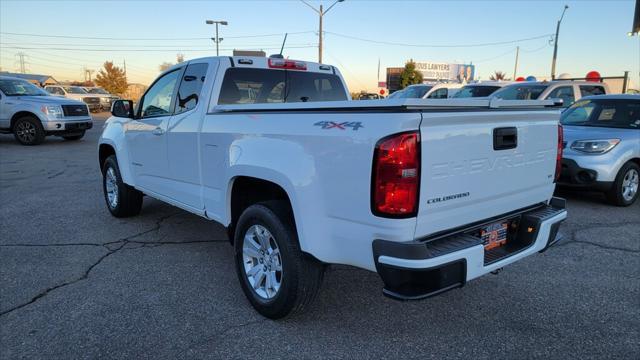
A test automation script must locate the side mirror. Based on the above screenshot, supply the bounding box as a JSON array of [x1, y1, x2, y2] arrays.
[[111, 99, 134, 118]]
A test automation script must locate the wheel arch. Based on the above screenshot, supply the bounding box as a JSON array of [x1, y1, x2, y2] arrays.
[[10, 111, 43, 129], [227, 175, 299, 247]]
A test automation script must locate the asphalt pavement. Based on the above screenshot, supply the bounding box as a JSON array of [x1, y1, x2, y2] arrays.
[[0, 113, 638, 359]]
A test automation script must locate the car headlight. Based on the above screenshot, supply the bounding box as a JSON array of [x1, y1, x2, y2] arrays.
[[41, 105, 63, 119], [570, 139, 620, 154]]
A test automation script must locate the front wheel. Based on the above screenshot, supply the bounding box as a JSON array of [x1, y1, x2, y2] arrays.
[[234, 202, 324, 319], [606, 162, 640, 206], [13, 116, 45, 145], [102, 155, 143, 217]]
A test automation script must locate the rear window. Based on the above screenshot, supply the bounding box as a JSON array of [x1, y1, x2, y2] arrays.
[[491, 85, 547, 100], [561, 99, 640, 129], [453, 85, 501, 98], [218, 68, 347, 105]]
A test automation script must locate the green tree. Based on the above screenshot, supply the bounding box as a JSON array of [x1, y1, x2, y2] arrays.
[[95, 61, 128, 96], [490, 71, 508, 81], [399, 60, 423, 89]]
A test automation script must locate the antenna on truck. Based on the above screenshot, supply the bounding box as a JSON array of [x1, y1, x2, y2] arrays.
[[279, 33, 288, 56]]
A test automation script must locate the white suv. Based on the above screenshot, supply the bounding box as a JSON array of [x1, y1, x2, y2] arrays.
[[491, 81, 609, 107]]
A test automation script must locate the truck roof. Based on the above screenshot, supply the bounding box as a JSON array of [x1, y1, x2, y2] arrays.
[[165, 56, 338, 75]]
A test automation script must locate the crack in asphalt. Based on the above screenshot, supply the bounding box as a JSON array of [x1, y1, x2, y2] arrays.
[[0, 213, 229, 317], [176, 318, 267, 357], [554, 221, 640, 254]]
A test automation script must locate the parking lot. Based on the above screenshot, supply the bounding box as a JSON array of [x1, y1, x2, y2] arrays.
[[0, 112, 638, 359]]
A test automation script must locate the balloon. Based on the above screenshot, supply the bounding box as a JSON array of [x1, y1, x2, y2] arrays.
[[516, 77, 526, 82], [379, 89, 386, 95], [526, 76, 537, 82], [586, 71, 601, 82]]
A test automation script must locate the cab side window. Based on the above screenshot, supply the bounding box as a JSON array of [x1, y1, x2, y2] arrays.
[[580, 85, 605, 97], [47, 87, 64, 95], [547, 86, 575, 106], [139, 69, 181, 118], [428, 88, 448, 99], [174, 63, 209, 114]]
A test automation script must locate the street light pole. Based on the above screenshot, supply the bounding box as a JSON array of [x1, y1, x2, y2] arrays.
[[551, 5, 569, 80], [206, 20, 228, 56], [301, 0, 344, 63]]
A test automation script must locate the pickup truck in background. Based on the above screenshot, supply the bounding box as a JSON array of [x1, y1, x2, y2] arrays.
[[0, 76, 93, 145], [44, 85, 102, 112], [83, 87, 120, 111], [99, 56, 567, 319]]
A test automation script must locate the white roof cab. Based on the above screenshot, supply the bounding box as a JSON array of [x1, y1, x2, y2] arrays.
[[99, 56, 567, 318], [491, 81, 609, 107], [452, 81, 512, 99]]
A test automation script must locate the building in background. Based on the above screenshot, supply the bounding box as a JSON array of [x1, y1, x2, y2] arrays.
[[386, 61, 476, 93], [0, 72, 58, 87], [123, 83, 148, 102]]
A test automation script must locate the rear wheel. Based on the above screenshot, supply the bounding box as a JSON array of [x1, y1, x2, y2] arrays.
[[234, 201, 324, 319], [12, 116, 45, 145], [606, 162, 639, 206], [62, 131, 86, 141], [102, 155, 143, 217]]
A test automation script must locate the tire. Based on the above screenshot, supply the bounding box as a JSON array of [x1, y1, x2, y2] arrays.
[[12, 116, 45, 145], [102, 155, 143, 217], [62, 131, 86, 141], [606, 162, 640, 206], [234, 201, 324, 319]]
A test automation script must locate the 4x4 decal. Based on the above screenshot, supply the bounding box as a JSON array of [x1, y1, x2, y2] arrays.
[[314, 121, 363, 131]]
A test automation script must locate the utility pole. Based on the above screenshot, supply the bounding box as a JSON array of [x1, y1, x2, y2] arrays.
[[551, 5, 569, 80], [206, 20, 228, 56], [83, 67, 95, 82], [513, 46, 520, 80], [17, 52, 26, 73], [301, 0, 345, 63]]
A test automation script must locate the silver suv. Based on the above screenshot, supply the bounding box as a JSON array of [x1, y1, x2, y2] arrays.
[[0, 76, 93, 145], [559, 95, 640, 206]]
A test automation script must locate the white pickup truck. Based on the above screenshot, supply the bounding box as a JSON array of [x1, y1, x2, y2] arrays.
[[99, 56, 567, 319]]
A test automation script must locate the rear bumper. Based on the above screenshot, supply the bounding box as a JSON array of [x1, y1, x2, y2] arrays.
[[373, 198, 567, 300]]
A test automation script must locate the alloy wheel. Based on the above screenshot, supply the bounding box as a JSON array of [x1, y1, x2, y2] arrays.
[[242, 224, 283, 299]]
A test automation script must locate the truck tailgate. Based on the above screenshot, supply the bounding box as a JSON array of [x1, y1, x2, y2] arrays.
[[414, 109, 560, 238]]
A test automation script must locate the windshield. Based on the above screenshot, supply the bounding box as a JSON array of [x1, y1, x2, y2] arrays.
[[87, 88, 109, 94], [387, 90, 404, 99], [395, 85, 432, 99], [453, 85, 502, 98], [491, 84, 547, 100], [561, 99, 640, 130], [64, 86, 88, 94], [0, 79, 49, 96]]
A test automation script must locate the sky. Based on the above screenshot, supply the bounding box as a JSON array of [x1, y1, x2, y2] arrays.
[[0, 0, 638, 91]]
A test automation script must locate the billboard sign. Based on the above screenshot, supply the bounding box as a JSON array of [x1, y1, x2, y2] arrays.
[[414, 62, 475, 82]]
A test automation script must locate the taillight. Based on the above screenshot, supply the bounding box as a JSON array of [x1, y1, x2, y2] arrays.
[[372, 131, 420, 217], [268, 58, 307, 70], [555, 124, 563, 182]]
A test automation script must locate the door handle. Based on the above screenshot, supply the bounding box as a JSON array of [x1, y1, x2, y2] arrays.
[[493, 127, 517, 150], [152, 127, 165, 136]]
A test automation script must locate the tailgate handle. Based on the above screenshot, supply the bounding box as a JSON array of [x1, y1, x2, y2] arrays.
[[493, 127, 518, 150]]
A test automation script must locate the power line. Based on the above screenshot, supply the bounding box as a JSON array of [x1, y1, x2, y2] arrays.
[[324, 31, 554, 48], [0, 31, 314, 41], [0, 42, 317, 48], [0, 45, 318, 52]]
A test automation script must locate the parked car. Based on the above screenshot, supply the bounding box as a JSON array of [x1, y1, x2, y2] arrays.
[[357, 93, 383, 100], [44, 85, 102, 112], [83, 87, 120, 111], [99, 56, 567, 319], [389, 84, 433, 98], [559, 94, 639, 206], [0, 76, 93, 145], [491, 81, 609, 107], [452, 81, 511, 98], [386, 89, 405, 99], [423, 83, 464, 99]]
